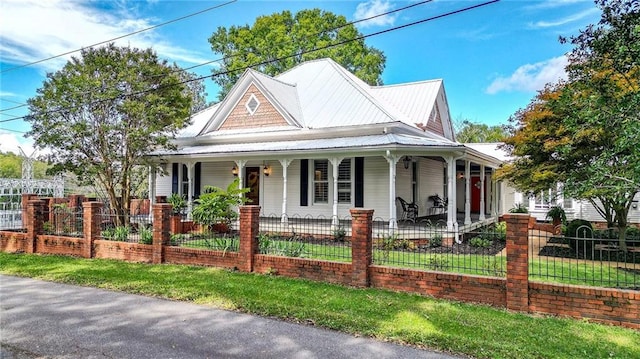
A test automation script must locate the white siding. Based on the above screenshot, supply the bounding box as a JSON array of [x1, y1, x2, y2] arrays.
[[417, 158, 445, 217]]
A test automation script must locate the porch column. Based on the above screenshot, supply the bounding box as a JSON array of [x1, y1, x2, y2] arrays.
[[384, 152, 399, 231], [492, 169, 499, 217], [464, 160, 471, 225], [186, 161, 195, 219], [148, 165, 157, 206], [479, 164, 486, 221], [329, 157, 344, 228], [279, 159, 292, 223], [235, 160, 247, 191], [446, 156, 457, 232]]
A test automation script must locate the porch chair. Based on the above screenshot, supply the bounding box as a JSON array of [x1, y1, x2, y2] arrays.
[[396, 197, 419, 222], [427, 194, 447, 217]]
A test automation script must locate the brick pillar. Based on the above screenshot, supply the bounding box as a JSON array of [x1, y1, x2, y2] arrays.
[[238, 205, 260, 273], [83, 202, 103, 259], [350, 209, 374, 287], [21, 194, 38, 229], [152, 203, 172, 264], [25, 200, 45, 254], [504, 213, 530, 312]]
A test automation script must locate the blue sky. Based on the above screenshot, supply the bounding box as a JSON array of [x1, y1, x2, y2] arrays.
[[0, 0, 602, 154]]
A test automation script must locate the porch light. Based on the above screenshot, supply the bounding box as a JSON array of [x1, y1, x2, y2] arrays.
[[263, 165, 271, 176], [403, 156, 412, 170], [231, 166, 238, 177], [457, 172, 465, 180]]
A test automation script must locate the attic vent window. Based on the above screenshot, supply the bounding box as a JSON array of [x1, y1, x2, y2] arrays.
[[245, 94, 260, 115]]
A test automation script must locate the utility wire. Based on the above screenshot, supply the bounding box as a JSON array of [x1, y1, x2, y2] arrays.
[[10, 0, 500, 124], [0, 127, 26, 134], [0, 0, 237, 74], [0, 0, 430, 112], [0, 104, 27, 113]]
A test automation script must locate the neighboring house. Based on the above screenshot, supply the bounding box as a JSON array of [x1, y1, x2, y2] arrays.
[[150, 58, 504, 230], [467, 142, 640, 224]]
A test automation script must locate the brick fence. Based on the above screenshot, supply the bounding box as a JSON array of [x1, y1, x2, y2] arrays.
[[1, 199, 638, 329]]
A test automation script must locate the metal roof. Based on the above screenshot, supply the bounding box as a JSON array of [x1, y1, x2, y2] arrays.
[[156, 133, 462, 157]]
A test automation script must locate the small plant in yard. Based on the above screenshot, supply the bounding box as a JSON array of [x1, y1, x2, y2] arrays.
[[167, 193, 187, 216], [508, 202, 528, 213], [192, 178, 249, 232], [377, 234, 398, 262], [546, 205, 567, 225], [429, 234, 443, 248], [43, 221, 54, 235], [258, 233, 306, 257], [470, 237, 492, 248], [112, 226, 130, 242], [203, 236, 239, 252], [483, 258, 506, 277], [138, 226, 153, 245], [332, 225, 347, 241], [425, 256, 450, 271]]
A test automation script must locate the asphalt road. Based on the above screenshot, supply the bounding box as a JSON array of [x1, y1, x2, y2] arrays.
[[0, 275, 463, 359]]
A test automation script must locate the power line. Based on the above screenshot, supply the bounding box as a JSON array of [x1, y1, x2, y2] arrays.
[[0, 127, 26, 134], [0, 0, 437, 121], [176, 0, 435, 75], [0, 0, 237, 75], [10, 0, 500, 124], [0, 104, 27, 113]]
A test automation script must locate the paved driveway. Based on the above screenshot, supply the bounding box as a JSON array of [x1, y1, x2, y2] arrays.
[[0, 275, 463, 359]]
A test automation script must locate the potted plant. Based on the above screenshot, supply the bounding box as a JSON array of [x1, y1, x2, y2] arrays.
[[192, 178, 249, 233], [546, 205, 567, 231], [167, 193, 187, 216]]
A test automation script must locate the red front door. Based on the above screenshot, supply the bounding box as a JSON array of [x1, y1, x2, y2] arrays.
[[471, 176, 483, 212]]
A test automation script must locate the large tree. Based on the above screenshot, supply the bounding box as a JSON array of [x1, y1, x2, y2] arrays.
[[454, 119, 507, 143], [500, 0, 640, 251], [26, 44, 204, 224], [208, 9, 386, 100]]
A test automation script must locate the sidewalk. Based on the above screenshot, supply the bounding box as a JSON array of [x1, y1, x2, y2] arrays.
[[0, 275, 463, 359]]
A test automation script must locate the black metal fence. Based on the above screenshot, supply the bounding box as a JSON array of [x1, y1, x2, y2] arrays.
[[372, 219, 507, 277], [257, 214, 352, 261], [530, 225, 640, 289], [99, 210, 153, 244], [43, 206, 84, 238], [168, 223, 240, 252]]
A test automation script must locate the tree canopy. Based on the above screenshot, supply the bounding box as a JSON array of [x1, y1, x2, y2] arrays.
[[26, 43, 204, 222], [454, 119, 507, 143], [208, 9, 386, 100], [500, 0, 640, 250], [0, 151, 49, 179]]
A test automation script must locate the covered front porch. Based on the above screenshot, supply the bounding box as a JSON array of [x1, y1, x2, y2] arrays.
[[150, 145, 503, 233]]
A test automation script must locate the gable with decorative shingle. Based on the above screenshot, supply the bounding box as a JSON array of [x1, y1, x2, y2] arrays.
[[219, 84, 290, 130]]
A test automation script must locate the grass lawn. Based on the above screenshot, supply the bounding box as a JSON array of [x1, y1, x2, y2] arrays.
[[1, 252, 638, 359], [180, 237, 639, 288]]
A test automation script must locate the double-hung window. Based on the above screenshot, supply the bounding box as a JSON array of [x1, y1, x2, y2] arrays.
[[313, 160, 329, 203], [337, 159, 351, 204]]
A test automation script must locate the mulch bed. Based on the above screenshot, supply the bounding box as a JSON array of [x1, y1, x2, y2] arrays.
[[418, 240, 505, 255]]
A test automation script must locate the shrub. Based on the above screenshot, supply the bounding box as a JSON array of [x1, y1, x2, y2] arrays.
[[508, 203, 528, 213], [138, 226, 153, 245], [470, 237, 492, 248], [332, 226, 346, 241], [545, 205, 566, 224], [429, 234, 443, 248], [112, 226, 130, 242], [425, 256, 450, 271], [167, 193, 187, 216], [192, 178, 249, 228]]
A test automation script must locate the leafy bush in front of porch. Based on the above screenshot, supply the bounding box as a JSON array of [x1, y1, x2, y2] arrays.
[[192, 178, 249, 230]]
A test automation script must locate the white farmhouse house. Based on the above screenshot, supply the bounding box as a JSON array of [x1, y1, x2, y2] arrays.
[[150, 58, 504, 230]]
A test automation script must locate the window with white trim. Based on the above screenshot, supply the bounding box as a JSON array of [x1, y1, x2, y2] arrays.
[[313, 160, 328, 204], [181, 164, 189, 197], [337, 159, 351, 203]]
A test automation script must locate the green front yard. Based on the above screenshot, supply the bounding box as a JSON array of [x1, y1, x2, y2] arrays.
[[0, 252, 638, 359]]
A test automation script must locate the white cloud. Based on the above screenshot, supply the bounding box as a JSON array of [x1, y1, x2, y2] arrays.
[[486, 56, 568, 94], [528, 8, 600, 29], [354, 0, 397, 28], [0, 131, 34, 155], [0, 0, 211, 73], [525, 0, 585, 10]]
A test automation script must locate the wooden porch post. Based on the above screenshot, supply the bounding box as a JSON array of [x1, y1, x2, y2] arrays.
[[464, 160, 471, 225], [279, 159, 292, 223], [329, 157, 344, 228], [186, 161, 195, 220], [148, 166, 156, 206], [446, 156, 456, 232], [384, 152, 399, 231]]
